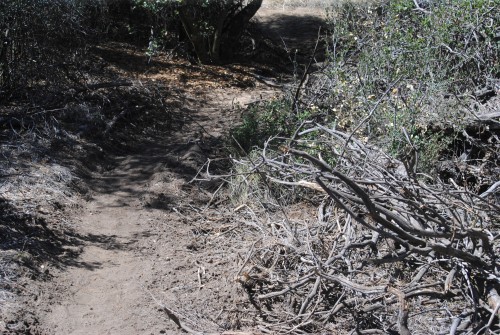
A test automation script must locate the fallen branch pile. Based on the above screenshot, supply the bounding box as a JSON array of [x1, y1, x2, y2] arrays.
[[231, 125, 500, 334]]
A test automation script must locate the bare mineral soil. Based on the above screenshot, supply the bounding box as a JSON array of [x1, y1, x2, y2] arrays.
[[15, 7, 327, 335]]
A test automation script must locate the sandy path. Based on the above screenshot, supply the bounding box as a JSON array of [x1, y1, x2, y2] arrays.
[[39, 151, 169, 334], [36, 85, 277, 334], [34, 7, 325, 334]]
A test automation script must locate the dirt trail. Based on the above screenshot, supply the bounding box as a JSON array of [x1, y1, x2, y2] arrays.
[[39, 153, 166, 334], [34, 8, 325, 335], [35, 84, 276, 334]]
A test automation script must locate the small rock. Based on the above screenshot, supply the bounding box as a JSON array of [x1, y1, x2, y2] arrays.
[[36, 205, 51, 215]]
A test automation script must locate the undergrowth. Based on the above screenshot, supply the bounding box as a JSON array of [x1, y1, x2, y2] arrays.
[[232, 0, 499, 176], [226, 1, 500, 333], [325, 0, 498, 171]]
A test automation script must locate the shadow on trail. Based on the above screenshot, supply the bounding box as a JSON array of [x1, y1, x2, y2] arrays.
[[260, 14, 325, 48], [1, 8, 293, 281], [84, 140, 201, 205], [250, 12, 328, 69], [0, 199, 122, 273]]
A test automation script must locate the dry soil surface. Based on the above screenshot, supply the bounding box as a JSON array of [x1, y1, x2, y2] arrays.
[[34, 80, 277, 335], [29, 7, 326, 335]]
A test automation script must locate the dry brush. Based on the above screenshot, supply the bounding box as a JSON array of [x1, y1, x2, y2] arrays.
[[227, 124, 500, 334]]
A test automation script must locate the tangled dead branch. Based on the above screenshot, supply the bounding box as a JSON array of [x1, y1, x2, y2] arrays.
[[230, 125, 500, 333]]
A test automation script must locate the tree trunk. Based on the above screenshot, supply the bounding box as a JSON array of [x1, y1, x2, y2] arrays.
[[178, 4, 210, 63], [210, 11, 229, 64], [221, 0, 262, 60], [0, 29, 10, 90], [178, 0, 262, 64]]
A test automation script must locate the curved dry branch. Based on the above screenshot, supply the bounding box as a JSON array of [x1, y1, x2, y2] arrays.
[[231, 126, 499, 333]]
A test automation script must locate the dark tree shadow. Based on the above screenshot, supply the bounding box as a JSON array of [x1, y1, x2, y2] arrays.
[[239, 12, 328, 73], [0, 199, 120, 273]]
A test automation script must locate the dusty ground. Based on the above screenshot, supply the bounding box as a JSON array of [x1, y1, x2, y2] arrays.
[[1, 6, 327, 335], [32, 68, 278, 335]]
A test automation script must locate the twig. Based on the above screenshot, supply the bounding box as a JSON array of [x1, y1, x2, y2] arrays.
[[480, 180, 500, 198], [146, 290, 202, 334], [388, 287, 411, 335], [292, 27, 322, 113], [74, 80, 133, 93], [103, 109, 129, 136]]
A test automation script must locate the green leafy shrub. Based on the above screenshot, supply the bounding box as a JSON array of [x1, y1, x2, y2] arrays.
[[324, 0, 499, 173], [231, 98, 292, 152], [230, 98, 321, 153], [125, 0, 180, 45]]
